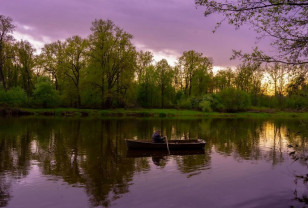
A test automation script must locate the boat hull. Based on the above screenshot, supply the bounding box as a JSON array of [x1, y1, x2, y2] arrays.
[[126, 149, 205, 158], [125, 139, 206, 150]]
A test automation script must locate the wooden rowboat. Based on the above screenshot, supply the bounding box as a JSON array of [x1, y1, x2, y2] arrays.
[[125, 139, 206, 150], [126, 149, 205, 158]]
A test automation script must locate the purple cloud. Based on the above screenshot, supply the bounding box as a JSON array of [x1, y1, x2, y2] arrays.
[[0, 0, 271, 67]]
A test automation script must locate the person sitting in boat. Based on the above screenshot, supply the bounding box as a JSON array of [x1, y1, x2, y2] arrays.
[[152, 130, 166, 143]]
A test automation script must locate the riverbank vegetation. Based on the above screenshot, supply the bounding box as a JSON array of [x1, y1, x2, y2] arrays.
[[2, 107, 308, 119], [0, 15, 308, 113]]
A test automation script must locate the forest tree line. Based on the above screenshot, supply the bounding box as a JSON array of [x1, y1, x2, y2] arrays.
[[0, 15, 308, 112]]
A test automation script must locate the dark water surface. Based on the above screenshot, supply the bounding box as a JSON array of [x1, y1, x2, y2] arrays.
[[0, 117, 308, 208]]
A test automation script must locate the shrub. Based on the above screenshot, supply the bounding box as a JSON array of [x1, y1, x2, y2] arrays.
[[217, 88, 250, 112], [177, 97, 203, 110], [189, 97, 201, 109], [33, 77, 59, 108], [175, 91, 184, 103], [285, 95, 308, 110], [199, 100, 212, 112], [81, 88, 101, 108], [0, 87, 27, 107], [177, 94, 222, 111], [209, 94, 224, 112], [159, 112, 167, 117], [177, 98, 192, 109]]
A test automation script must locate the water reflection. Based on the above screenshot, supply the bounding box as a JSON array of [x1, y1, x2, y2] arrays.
[[0, 118, 307, 207]]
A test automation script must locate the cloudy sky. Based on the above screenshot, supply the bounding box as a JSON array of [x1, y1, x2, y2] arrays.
[[0, 0, 270, 68]]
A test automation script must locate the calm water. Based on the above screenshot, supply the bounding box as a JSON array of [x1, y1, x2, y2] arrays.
[[0, 117, 308, 208]]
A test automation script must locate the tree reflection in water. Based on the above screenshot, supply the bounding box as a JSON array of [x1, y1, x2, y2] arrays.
[[0, 118, 33, 206], [0, 118, 307, 207], [0, 176, 10, 207]]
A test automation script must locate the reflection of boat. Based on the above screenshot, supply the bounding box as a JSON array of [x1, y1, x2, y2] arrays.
[[126, 149, 205, 158], [125, 139, 206, 150]]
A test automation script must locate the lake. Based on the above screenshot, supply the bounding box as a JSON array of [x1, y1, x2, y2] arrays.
[[0, 117, 307, 208]]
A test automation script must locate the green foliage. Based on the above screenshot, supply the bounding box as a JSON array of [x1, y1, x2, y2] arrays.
[[0, 87, 27, 107], [33, 77, 59, 108], [137, 83, 149, 107], [175, 91, 184, 102], [199, 100, 212, 112], [178, 50, 212, 96], [155, 59, 175, 108], [89, 19, 137, 108], [189, 97, 201, 109], [208, 94, 224, 112], [81, 87, 101, 108], [1, 15, 308, 112], [177, 97, 199, 110], [285, 95, 308, 110], [177, 95, 214, 111], [177, 95, 221, 112], [177, 98, 192, 109], [137, 83, 160, 108], [217, 88, 250, 112], [15, 40, 36, 96]]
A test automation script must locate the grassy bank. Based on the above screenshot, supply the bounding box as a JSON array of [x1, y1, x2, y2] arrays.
[[1, 107, 308, 119]]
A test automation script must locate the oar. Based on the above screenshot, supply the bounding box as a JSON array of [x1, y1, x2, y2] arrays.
[[165, 136, 170, 155]]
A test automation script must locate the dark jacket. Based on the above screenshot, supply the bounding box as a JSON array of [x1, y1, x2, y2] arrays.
[[152, 132, 165, 143]]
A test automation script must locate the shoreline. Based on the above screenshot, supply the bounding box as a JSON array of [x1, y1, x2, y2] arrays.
[[1, 107, 308, 119]]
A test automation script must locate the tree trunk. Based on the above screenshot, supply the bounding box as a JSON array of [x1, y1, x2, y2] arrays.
[[185, 77, 189, 96], [105, 78, 113, 108], [101, 76, 105, 109], [274, 80, 277, 96], [77, 88, 81, 108], [116, 72, 119, 106], [161, 84, 164, 109], [0, 64, 7, 91], [189, 83, 192, 96], [54, 73, 59, 91], [105, 95, 112, 108]]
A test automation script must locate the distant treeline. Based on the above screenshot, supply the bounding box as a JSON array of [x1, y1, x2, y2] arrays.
[[0, 15, 308, 112]]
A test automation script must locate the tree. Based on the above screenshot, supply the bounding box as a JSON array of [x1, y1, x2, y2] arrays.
[[15, 40, 35, 96], [286, 67, 308, 96], [0, 15, 15, 91], [214, 69, 234, 92], [88, 19, 136, 108], [267, 63, 288, 97], [39, 41, 66, 90], [155, 59, 174, 108], [287, 74, 307, 96], [234, 63, 264, 105], [234, 63, 261, 93], [196, 0, 308, 65], [137, 65, 158, 107], [285, 70, 308, 109], [173, 65, 184, 92], [136, 51, 153, 84], [62, 36, 88, 108], [191, 62, 213, 96], [2, 41, 18, 89], [178, 50, 212, 96]]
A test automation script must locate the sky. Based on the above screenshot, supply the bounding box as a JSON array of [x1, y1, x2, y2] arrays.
[[0, 0, 271, 69]]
